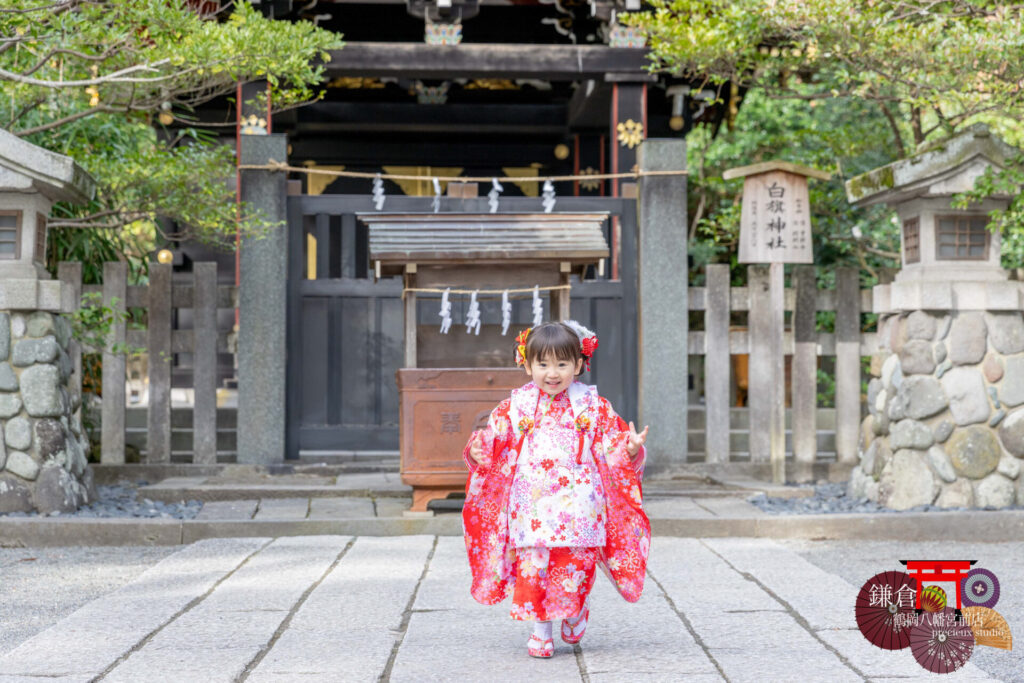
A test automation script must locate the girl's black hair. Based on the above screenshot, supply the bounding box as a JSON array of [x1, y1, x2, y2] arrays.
[[521, 322, 582, 368]]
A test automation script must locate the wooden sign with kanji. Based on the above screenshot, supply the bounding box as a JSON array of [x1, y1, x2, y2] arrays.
[[724, 161, 831, 264]]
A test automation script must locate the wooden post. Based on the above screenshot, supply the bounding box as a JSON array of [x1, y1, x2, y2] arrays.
[[835, 267, 861, 465], [101, 261, 126, 464], [554, 262, 571, 320], [193, 262, 218, 464], [792, 264, 818, 481], [404, 269, 417, 368], [704, 264, 730, 464], [58, 262, 83, 445], [769, 262, 786, 484], [747, 265, 772, 463], [147, 262, 172, 463]]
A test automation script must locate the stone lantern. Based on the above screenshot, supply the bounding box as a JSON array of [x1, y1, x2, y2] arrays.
[[0, 128, 97, 514], [845, 124, 1024, 510]]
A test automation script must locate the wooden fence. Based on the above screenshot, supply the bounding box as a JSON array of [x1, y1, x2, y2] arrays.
[[691, 264, 877, 469], [58, 261, 236, 465], [60, 260, 878, 467]]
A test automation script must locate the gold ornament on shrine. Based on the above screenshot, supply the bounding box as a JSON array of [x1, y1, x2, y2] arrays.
[[240, 114, 268, 135], [579, 167, 601, 192], [616, 119, 644, 149], [724, 161, 831, 264]]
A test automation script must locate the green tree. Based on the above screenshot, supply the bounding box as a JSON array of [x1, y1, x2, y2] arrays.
[[631, 0, 1024, 264], [686, 89, 900, 284], [1, 0, 343, 265]]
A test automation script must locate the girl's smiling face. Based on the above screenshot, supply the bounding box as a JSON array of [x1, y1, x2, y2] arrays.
[[526, 352, 583, 395]]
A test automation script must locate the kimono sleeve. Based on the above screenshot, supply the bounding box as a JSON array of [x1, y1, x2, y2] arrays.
[[462, 398, 513, 473], [596, 396, 646, 478]]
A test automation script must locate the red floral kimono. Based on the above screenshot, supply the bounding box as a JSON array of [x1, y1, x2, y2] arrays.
[[462, 381, 650, 617]]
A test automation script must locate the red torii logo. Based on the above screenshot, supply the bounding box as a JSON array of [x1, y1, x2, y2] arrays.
[[900, 560, 977, 611]]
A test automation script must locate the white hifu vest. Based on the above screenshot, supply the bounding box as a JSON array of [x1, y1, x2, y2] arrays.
[[506, 382, 607, 548]]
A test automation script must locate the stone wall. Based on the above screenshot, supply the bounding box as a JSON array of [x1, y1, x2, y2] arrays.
[[0, 311, 94, 514], [850, 309, 1024, 509]]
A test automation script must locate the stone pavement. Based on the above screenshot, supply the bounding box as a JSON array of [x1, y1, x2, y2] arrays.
[[0, 535, 1017, 682]]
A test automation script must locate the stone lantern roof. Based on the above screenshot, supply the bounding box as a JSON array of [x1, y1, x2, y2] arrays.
[[0, 128, 96, 297], [845, 123, 1016, 207], [0, 127, 95, 204], [845, 124, 1024, 313]]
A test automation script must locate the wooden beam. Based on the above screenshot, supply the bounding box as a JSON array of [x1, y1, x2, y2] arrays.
[[288, 138, 562, 166], [297, 102, 567, 135], [325, 43, 651, 81]]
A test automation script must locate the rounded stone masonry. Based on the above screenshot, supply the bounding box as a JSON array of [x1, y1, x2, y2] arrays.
[[0, 310, 95, 515], [852, 309, 1024, 510]]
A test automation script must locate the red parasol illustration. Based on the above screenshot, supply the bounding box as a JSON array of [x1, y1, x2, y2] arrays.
[[909, 608, 975, 674], [856, 571, 919, 650]]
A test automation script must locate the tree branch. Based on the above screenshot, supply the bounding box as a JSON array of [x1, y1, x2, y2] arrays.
[[21, 43, 125, 78], [0, 59, 179, 87], [4, 96, 46, 129], [876, 101, 907, 158], [13, 105, 118, 136]]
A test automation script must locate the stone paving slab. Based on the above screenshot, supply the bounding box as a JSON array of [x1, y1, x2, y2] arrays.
[[253, 498, 310, 520], [247, 535, 434, 683], [692, 497, 766, 517], [103, 536, 351, 683], [308, 497, 376, 519], [374, 497, 414, 518], [641, 496, 715, 519], [649, 538, 861, 681], [582, 566, 721, 679], [194, 500, 259, 521], [0, 536, 1016, 681], [0, 538, 269, 680], [331, 472, 409, 493]]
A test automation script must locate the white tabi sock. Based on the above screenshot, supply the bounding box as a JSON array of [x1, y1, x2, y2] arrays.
[[531, 620, 553, 641]]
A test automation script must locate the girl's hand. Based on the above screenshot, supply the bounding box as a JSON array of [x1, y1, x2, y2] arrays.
[[468, 431, 485, 465], [626, 421, 648, 459]]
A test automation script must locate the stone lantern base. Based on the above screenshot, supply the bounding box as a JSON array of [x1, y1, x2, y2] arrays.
[[849, 309, 1024, 510], [0, 310, 94, 514]]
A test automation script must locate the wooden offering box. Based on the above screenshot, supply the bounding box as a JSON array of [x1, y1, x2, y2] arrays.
[[396, 368, 524, 511], [363, 212, 609, 511]]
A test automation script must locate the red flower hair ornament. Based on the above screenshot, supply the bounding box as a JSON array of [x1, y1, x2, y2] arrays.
[[563, 319, 599, 371]]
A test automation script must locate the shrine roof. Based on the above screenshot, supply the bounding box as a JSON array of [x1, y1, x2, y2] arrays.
[[846, 123, 1020, 207], [363, 212, 610, 268]]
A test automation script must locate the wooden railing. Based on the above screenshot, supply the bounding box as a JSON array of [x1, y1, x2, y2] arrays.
[[688, 264, 876, 468], [58, 261, 236, 465]]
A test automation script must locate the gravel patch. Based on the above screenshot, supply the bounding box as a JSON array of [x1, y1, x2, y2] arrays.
[[0, 545, 178, 656], [0, 482, 202, 519], [750, 482, 1024, 515]]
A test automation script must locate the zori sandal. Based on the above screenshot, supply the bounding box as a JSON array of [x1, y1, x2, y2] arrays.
[[527, 634, 554, 658], [561, 601, 589, 644]]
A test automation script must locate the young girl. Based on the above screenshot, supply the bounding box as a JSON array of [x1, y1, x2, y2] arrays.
[[462, 320, 651, 658]]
